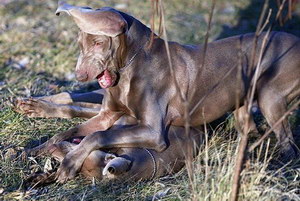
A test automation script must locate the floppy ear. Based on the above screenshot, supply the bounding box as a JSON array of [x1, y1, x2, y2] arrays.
[[55, 1, 127, 37]]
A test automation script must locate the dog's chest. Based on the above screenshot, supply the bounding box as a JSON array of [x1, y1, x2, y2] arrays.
[[108, 85, 136, 115]]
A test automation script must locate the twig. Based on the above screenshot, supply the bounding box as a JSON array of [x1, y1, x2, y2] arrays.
[[203, 109, 209, 184], [230, 0, 290, 200], [248, 0, 269, 76], [248, 15, 272, 113], [230, 129, 249, 201], [158, 1, 185, 103], [158, 0, 196, 196], [190, 0, 216, 102], [247, 0, 289, 153], [230, 1, 273, 200]]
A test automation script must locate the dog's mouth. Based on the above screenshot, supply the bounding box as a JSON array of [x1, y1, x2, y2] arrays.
[[96, 70, 116, 89]]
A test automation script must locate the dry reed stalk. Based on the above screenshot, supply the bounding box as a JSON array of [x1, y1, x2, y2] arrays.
[[157, 1, 215, 198], [247, 0, 291, 153], [157, 0, 196, 197], [202, 109, 209, 185], [231, 0, 291, 200], [277, 0, 294, 25]]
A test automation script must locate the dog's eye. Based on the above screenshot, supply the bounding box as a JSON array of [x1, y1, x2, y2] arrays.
[[94, 41, 103, 46]]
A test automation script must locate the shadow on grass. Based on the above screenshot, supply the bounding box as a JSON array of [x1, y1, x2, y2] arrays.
[[218, 0, 300, 39]]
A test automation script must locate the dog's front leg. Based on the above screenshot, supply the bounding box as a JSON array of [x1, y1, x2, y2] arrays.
[[28, 110, 124, 156], [56, 121, 166, 182]]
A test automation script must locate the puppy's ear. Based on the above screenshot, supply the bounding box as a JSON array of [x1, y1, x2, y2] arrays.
[[55, 1, 127, 37]]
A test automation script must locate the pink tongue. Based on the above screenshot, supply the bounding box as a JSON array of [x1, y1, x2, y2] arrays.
[[71, 138, 82, 144], [97, 70, 113, 88]]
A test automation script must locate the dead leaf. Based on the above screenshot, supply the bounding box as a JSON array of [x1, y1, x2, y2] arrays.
[[151, 187, 171, 201], [43, 158, 53, 173]]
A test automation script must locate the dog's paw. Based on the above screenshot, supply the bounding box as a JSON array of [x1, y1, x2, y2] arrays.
[[13, 98, 55, 118]]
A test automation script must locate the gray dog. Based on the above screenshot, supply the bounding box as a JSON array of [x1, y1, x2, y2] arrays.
[[25, 126, 201, 185], [23, 1, 299, 182]]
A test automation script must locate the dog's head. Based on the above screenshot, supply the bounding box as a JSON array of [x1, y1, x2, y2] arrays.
[[56, 1, 128, 88]]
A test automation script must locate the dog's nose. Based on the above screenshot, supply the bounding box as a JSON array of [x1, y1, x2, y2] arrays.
[[76, 71, 88, 82]]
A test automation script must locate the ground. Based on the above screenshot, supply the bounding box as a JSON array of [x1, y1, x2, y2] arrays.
[[0, 0, 300, 200]]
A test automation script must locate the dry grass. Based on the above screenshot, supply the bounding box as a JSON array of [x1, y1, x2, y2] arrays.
[[1, 0, 300, 200]]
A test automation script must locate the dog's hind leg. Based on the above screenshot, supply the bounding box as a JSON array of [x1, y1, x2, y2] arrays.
[[257, 89, 298, 160]]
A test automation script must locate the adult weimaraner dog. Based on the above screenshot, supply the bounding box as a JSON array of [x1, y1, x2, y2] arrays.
[[18, 1, 300, 182]]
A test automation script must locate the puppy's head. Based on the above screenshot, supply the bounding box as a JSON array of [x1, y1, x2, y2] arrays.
[[56, 1, 128, 88]]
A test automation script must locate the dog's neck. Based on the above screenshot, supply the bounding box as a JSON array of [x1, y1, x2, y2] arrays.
[[119, 45, 143, 73]]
